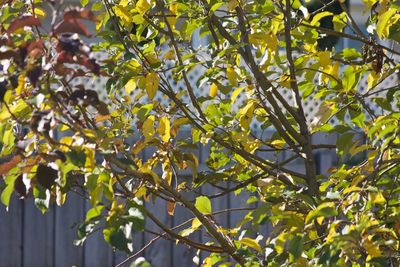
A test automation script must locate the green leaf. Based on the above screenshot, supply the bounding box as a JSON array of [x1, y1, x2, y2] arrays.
[[288, 235, 303, 260], [305, 202, 338, 224], [80, 0, 89, 7], [103, 227, 132, 252], [195, 196, 212, 215], [1, 175, 16, 207], [86, 205, 104, 221]]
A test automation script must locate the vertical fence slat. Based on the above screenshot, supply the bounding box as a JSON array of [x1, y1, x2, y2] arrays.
[[0, 196, 22, 267], [84, 200, 114, 267], [144, 198, 173, 267], [23, 200, 54, 267], [54, 192, 85, 267], [172, 190, 198, 267]]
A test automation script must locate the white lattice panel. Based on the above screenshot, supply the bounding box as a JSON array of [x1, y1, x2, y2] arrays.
[[71, 51, 398, 129]]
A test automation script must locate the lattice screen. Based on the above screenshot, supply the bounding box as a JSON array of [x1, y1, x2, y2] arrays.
[[73, 52, 398, 129]]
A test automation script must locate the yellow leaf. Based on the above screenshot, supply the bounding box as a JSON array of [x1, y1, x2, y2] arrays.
[[163, 49, 176, 60], [209, 83, 218, 98], [132, 140, 146, 155], [33, 8, 46, 18], [166, 16, 177, 29], [136, 0, 151, 14], [228, 0, 239, 11], [369, 191, 386, 205], [16, 74, 25, 95], [240, 237, 262, 252], [95, 114, 111, 123], [227, 66, 238, 86], [143, 115, 155, 142], [311, 11, 333, 26], [120, 0, 129, 6], [376, 8, 398, 39], [279, 74, 291, 88], [270, 139, 285, 149], [202, 257, 212, 267], [158, 117, 171, 142], [82, 128, 97, 139], [231, 87, 244, 104], [83, 145, 96, 171], [113, 5, 132, 26], [362, 0, 378, 10], [275, 231, 288, 254], [364, 236, 382, 260], [192, 218, 201, 230], [125, 78, 137, 94], [162, 162, 173, 185], [317, 51, 331, 68], [265, 33, 278, 53], [239, 101, 255, 130], [145, 72, 160, 100], [169, 3, 178, 14]]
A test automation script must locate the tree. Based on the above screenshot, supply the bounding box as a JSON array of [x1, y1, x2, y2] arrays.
[[1, 0, 400, 265]]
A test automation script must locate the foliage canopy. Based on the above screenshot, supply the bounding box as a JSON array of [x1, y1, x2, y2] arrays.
[[1, 0, 400, 266]]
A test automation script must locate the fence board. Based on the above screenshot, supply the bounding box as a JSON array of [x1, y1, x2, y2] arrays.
[[144, 198, 173, 267], [22, 200, 54, 267], [0, 196, 22, 267], [0, 130, 337, 267], [54, 192, 85, 267], [172, 191, 198, 267]]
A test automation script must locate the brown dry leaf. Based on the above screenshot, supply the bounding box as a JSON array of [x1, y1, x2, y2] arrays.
[[167, 201, 176, 216], [7, 16, 41, 34]]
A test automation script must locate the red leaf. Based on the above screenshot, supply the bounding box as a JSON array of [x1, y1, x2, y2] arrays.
[[64, 8, 97, 22], [53, 19, 91, 37], [7, 16, 41, 34], [0, 154, 22, 175], [27, 40, 44, 59]]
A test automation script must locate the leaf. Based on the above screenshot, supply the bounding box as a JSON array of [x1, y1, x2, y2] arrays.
[[209, 83, 218, 98], [0, 155, 22, 175], [54, 19, 91, 36], [158, 117, 170, 142], [227, 66, 238, 86], [103, 227, 132, 252], [145, 72, 160, 100], [305, 202, 338, 224], [376, 8, 398, 39], [332, 12, 347, 32], [238, 101, 255, 130], [36, 163, 59, 190], [86, 205, 104, 221], [1, 175, 17, 207], [227, 0, 239, 11], [143, 115, 155, 142], [81, 0, 89, 7], [64, 8, 96, 21], [167, 201, 176, 216], [288, 235, 303, 260], [310, 11, 333, 26], [125, 79, 136, 95], [195, 196, 212, 215], [240, 237, 262, 253], [113, 5, 132, 26], [136, 0, 151, 14], [7, 16, 41, 34]]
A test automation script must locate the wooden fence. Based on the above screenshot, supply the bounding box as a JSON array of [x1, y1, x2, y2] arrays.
[[0, 133, 336, 267]]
